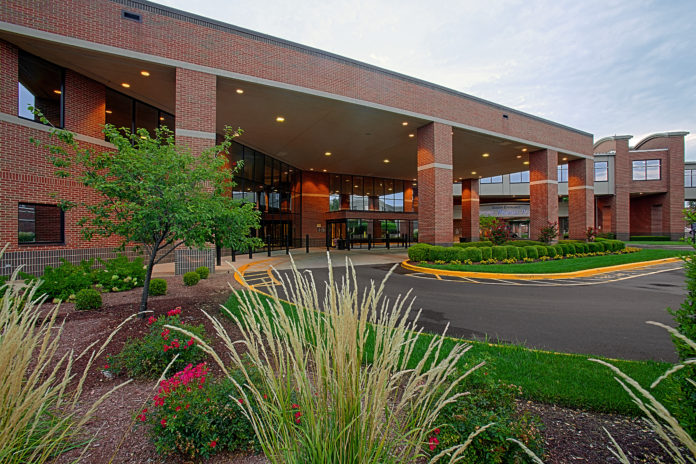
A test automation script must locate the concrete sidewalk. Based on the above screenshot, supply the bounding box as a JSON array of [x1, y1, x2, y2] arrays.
[[151, 247, 408, 278]]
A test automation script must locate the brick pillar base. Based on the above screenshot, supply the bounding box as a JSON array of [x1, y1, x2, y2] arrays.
[[568, 158, 594, 240], [417, 122, 453, 246], [460, 179, 479, 241], [529, 149, 558, 241]]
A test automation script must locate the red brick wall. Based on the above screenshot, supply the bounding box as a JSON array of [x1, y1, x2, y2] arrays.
[[175, 67, 216, 155], [568, 158, 594, 240], [0, 41, 18, 114], [630, 193, 667, 236], [300, 170, 329, 239], [460, 179, 480, 241], [529, 149, 558, 241], [0, 0, 592, 156], [417, 122, 453, 245], [64, 70, 105, 138]]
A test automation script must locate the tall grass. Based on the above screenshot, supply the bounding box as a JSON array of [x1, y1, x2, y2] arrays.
[[0, 246, 130, 464], [169, 255, 486, 463]]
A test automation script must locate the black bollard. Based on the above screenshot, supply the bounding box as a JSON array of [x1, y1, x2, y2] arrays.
[[216, 245, 222, 266], [248, 245, 252, 260], [386, 234, 390, 250], [368, 234, 371, 250], [267, 235, 271, 257], [286, 233, 290, 255], [306, 234, 310, 253], [231, 248, 236, 262]]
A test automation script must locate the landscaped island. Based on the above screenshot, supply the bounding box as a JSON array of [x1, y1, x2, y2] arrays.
[[407, 238, 687, 273]]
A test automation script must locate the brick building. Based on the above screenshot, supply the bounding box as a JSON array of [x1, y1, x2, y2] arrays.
[[0, 0, 684, 274]]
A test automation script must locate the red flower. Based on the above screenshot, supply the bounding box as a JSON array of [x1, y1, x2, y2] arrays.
[[187, 338, 194, 347], [171, 339, 180, 349], [210, 440, 217, 448], [429, 436, 439, 451], [185, 404, 190, 409], [104, 364, 109, 369], [163, 345, 169, 352], [160, 418, 167, 428], [147, 316, 156, 325], [294, 411, 302, 424], [175, 406, 181, 411], [291, 404, 300, 409], [263, 394, 268, 400], [161, 329, 170, 340], [238, 398, 244, 405], [138, 413, 146, 421], [167, 307, 182, 317], [434, 428, 440, 435]]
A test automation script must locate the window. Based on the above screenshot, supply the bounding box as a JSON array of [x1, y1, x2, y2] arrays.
[[594, 161, 608, 182], [632, 159, 661, 181], [686, 169, 696, 188], [480, 175, 503, 184], [557, 164, 568, 183], [18, 203, 64, 244], [18, 51, 64, 127], [105, 88, 174, 138], [509, 171, 529, 183]]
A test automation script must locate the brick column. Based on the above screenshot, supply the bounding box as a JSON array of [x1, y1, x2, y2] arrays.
[[64, 70, 105, 139], [610, 138, 631, 240], [0, 40, 18, 115], [175, 68, 216, 155], [417, 122, 453, 246], [529, 149, 558, 241], [460, 179, 479, 241], [568, 158, 595, 240]]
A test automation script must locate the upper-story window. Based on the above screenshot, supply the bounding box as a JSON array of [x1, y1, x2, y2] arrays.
[[509, 171, 529, 183], [329, 174, 407, 212], [105, 88, 175, 139], [686, 170, 696, 188], [594, 161, 608, 182], [480, 175, 503, 184], [632, 159, 661, 181], [557, 164, 568, 183], [18, 50, 64, 128]]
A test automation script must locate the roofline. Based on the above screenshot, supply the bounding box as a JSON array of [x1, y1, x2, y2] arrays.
[[633, 131, 690, 149], [593, 135, 632, 149], [111, 0, 593, 138]]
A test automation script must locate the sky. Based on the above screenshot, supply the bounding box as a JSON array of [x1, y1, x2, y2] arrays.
[[156, 0, 696, 158]]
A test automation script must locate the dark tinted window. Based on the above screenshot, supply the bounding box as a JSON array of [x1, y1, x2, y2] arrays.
[[18, 51, 64, 127], [18, 203, 64, 244]]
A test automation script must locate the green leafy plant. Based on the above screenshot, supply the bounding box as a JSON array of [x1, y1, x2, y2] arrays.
[[148, 278, 167, 296], [537, 221, 558, 244], [74, 288, 102, 310], [31, 109, 262, 316], [109, 308, 208, 378], [93, 255, 145, 292], [31, 259, 94, 300], [183, 272, 200, 287], [489, 219, 511, 245], [480, 216, 497, 240], [585, 227, 597, 242], [142, 363, 259, 459], [195, 266, 210, 279]]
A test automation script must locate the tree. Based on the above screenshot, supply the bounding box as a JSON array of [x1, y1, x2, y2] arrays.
[[479, 216, 497, 240], [31, 111, 262, 316]]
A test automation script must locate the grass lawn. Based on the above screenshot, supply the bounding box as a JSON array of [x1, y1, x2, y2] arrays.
[[221, 290, 675, 417], [627, 240, 692, 246], [417, 248, 687, 274]]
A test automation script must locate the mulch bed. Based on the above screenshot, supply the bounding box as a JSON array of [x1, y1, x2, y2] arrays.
[[45, 270, 675, 464]]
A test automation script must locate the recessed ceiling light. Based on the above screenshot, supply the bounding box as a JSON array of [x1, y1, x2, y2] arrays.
[[388, 188, 393, 191], [324, 152, 332, 156], [471, 171, 477, 175], [236, 89, 244, 94], [105, 109, 112, 114], [53, 89, 61, 95], [402, 122, 408, 126], [121, 83, 130, 88], [354, 185, 358, 188], [412, 178, 416, 181], [408, 133, 415, 138], [383, 159, 390, 163], [516, 155, 522, 159], [310, 168, 314, 171], [482, 153, 489, 158], [523, 161, 530, 165], [562, 157, 568, 161], [276, 116, 285, 122], [322, 169, 327, 172], [478, 176, 482, 178], [140, 70, 150, 77], [522, 148, 528, 152], [159, 116, 165, 121]]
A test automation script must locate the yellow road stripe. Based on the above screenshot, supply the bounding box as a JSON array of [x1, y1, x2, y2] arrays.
[[401, 257, 681, 281]]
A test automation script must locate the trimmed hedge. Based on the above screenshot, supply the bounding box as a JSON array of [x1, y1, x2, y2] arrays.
[[534, 246, 547, 258], [195, 266, 210, 279], [481, 247, 492, 260], [408, 243, 431, 262], [630, 235, 670, 241], [492, 246, 507, 261], [465, 247, 483, 262], [524, 246, 538, 260], [453, 240, 494, 248], [506, 240, 546, 247], [553, 244, 564, 256], [517, 247, 527, 259], [546, 246, 558, 257], [505, 246, 519, 260]]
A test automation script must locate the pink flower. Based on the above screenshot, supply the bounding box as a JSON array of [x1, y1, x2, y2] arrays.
[[291, 404, 300, 409], [429, 436, 439, 451], [238, 398, 244, 405]]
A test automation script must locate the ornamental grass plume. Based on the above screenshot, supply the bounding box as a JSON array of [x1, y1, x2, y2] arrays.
[[167, 254, 487, 464], [0, 245, 131, 464]]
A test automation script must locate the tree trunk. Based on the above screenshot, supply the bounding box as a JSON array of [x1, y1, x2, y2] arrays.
[[139, 243, 160, 318]]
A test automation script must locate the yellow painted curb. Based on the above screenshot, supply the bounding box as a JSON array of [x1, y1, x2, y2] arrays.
[[233, 258, 282, 288], [401, 257, 682, 280]]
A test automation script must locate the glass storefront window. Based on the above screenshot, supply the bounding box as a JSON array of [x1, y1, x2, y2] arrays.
[[594, 161, 608, 182]]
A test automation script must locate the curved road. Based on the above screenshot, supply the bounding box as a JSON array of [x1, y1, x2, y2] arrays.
[[262, 261, 685, 362]]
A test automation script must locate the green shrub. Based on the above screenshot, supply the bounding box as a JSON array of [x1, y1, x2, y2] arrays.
[[93, 255, 145, 292], [562, 244, 576, 255], [429, 246, 464, 262], [35, 259, 94, 300], [435, 370, 545, 463], [517, 247, 527, 259], [524, 246, 538, 260], [144, 363, 259, 459], [597, 232, 616, 239], [630, 235, 670, 241], [574, 243, 588, 253], [534, 246, 547, 258], [464, 247, 482, 262], [491, 246, 507, 261], [553, 244, 564, 256], [195, 266, 210, 279], [408, 244, 431, 262], [480, 247, 492, 260], [614, 240, 626, 251], [109, 309, 208, 378], [454, 241, 494, 248], [149, 278, 168, 296], [588, 242, 602, 253], [74, 288, 102, 310], [506, 240, 545, 247], [546, 246, 558, 257], [504, 246, 519, 260], [183, 271, 200, 286]]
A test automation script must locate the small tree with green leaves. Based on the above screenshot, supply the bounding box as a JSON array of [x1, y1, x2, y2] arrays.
[[31, 110, 262, 316], [537, 221, 558, 244], [479, 216, 496, 240]]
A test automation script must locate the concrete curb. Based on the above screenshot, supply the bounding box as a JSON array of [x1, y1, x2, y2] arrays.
[[401, 257, 683, 280]]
